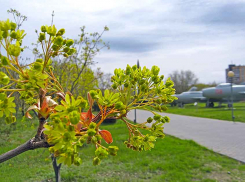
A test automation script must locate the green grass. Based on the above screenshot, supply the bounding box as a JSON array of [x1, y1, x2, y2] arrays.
[[161, 102, 245, 123], [0, 119, 244, 182]]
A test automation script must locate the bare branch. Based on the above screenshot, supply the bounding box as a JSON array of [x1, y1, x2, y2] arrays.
[[0, 138, 50, 163]]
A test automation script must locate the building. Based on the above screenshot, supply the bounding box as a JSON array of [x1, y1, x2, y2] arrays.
[[226, 64, 245, 84]]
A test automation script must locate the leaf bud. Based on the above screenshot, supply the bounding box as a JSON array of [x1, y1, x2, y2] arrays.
[[96, 134, 102, 141], [93, 157, 101, 166], [95, 147, 108, 159], [41, 25, 47, 32], [151, 65, 160, 75], [156, 99, 161, 104], [66, 39, 74, 47], [108, 146, 119, 156], [74, 157, 82, 166], [160, 118, 166, 123], [104, 26, 109, 31], [38, 32, 45, 42], [67, 48, 76, 55], [63, 132, 71, 142], [5, 115, 16, 124], [8, 44, 21, 57], [3, 19, 11, 30], [115, 101, 123, 110], [2, 31, 9, 38], [89, 90, 98, 99], [87, 129, 96, 136], [67, 125, 74, 132], [53, 117, 61, 124], [153, 114, 161, 121], [52, 52, 58, 57], [69, 111, 80, 125], [56, 28, 65, 36], [33, 62, 43, 71], [63, 47, 70, 53], [165, 79, 174, 87], [125, 65, 131, 75], [164, 116, 170, 123], [91, 136, 98, 144], [52, 44, 59, 51], [10, 22, 16, 31], [121, 109, 127, 115], [161, 105, 167, 111], [54, 36, 63, 46], [0, 72, 10, 85], [147, 117, 153, 123], [132, 65, 137, 71], [88, 122, 97, 129], [10, 31, 17, 39], [124, 83, 129, 88], [1, 56, 9, 65], [36, 58, 44, 64], [111, 83, 117, 89], [63, 53, 68, 58], [47, 25, 57, 36]]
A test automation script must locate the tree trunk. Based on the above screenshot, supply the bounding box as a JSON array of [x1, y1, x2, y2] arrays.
[[52, 154, 62, 182]]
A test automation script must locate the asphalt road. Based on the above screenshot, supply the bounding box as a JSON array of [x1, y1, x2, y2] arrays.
[[127, 110, 245, 163]]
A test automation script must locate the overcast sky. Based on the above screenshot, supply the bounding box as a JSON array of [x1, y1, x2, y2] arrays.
[[1, 0, 245, 83]]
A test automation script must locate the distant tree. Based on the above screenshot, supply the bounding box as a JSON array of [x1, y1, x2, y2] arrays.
[[168, 70, 198, 94], [95, 68, 112, 93], [52, 60, 98, 98], [32, 17, 110, 95], [191, 82, 217, 91]]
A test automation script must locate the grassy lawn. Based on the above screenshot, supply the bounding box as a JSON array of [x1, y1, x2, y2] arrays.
[[162, 102, 245, 123], [0, 118, 245, 182]]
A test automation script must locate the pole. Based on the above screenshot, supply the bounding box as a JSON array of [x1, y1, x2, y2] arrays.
[[231, 78, 234, 121], [134, 60, 140, 123]]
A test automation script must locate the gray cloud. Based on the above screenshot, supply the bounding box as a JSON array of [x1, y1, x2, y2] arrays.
[[199, 2, 245, 25], [106, 36, 160, 53], [1, 0, 245, 83]]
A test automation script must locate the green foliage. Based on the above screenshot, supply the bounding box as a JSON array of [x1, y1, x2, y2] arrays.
[[0, 13, 176, 170], [0, 93, 16, 123], [0, 72, 10, 84]]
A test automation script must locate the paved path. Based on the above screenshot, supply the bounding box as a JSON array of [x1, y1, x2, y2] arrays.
[[127, 110, 245, 163]]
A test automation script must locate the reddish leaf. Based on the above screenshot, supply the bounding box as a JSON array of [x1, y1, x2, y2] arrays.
[[38, 97, 55, 118], [25, 112, 32, 119], [87, 92, 93, 108], [99, 130, 113, 144], [76, 122, 83, 132], [80, 111, 95, 125], [25, 105, 39, 119], [87, 109, 93, 121]]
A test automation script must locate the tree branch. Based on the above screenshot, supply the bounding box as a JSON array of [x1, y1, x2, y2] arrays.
[[0, 138, 50, 163]]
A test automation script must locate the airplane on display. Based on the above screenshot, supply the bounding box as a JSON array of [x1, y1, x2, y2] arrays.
[[173, 83, 245, 107], [202, 83, 245, 107], [172, 87, 206, 107]]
